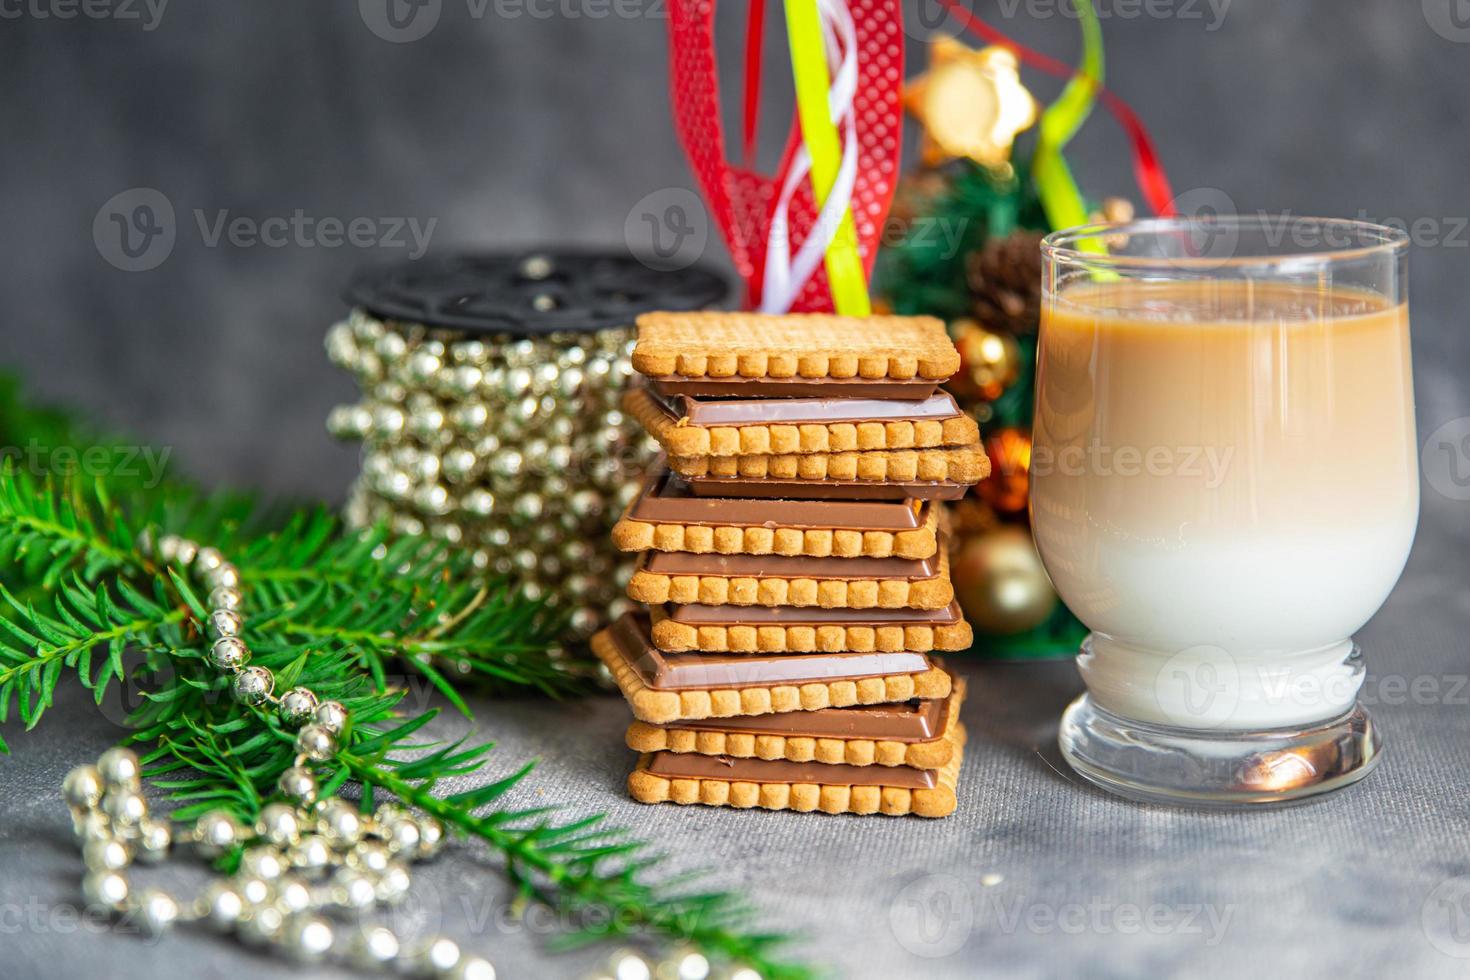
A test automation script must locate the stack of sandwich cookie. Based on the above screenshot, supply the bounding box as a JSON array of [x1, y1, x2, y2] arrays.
[[594, 311, 989, 818]]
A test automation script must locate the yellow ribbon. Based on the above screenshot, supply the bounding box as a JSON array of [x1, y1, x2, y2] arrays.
[[783, 0, 871, 315]]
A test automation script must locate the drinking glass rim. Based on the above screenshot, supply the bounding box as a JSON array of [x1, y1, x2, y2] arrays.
[[1041, 215, 1410, 270]]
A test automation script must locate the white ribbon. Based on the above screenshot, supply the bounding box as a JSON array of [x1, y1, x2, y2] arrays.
[[759, 0, 860, 314]]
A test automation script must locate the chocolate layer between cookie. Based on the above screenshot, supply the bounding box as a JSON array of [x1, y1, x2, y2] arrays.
[[670, 692, 953, 742], [652, 375, 939, 400], [625, 677, 967, 771], [647, 389, 964, 427], [641, 546, 943, 581], [626, 471, 929, 530], [681, 474, 971, 500], [658, 602, 964, 628], [641, 752, 938, 789]]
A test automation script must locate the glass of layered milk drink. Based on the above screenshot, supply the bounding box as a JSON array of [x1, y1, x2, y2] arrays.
[[1033, 216, 1416, 806]]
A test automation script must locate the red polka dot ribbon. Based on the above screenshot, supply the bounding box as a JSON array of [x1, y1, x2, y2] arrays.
[[666, 0, 904, 312]]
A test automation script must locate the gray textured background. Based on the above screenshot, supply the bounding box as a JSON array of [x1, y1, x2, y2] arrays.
[[2, 2, 1470, 978]]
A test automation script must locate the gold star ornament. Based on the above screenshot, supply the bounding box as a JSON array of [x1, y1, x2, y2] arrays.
[[903, 38, 1039, 169]]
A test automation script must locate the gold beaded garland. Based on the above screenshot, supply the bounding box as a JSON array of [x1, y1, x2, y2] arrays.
[[326, 309, 648, 641], [60, 532, 498, 979]]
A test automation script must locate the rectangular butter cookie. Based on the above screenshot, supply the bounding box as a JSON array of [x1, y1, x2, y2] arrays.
[[626, 541, 956, 610], [611, 471, 939, 559], [626, 677, 968, 770], [624, 387, 979, 459], [631, 311, 960, 381], [591, 613, 952, 724], [648, 601, 973, 654], [626, 727, 965, 818]]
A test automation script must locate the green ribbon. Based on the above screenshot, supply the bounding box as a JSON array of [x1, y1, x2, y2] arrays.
[[1031, 0, 1103, 247]]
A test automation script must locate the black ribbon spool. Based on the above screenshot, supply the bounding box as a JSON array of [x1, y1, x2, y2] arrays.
[[344, 250, 731, 336]]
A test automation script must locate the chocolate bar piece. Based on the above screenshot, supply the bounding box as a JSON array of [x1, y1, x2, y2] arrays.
[[648, 389, 963, 427], [684, 475, 970, 500], [641, 752, 938, 790], [672, 694, 952, 742], [600, 613, 933, 691], [661, 602, 964, 628], [653, 375, 939, 400], [627, 471, 928, 531], [642, 548, 941, 582]]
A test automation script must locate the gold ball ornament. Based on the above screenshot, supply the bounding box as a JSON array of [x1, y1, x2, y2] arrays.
[[948, 319, 1020, 403], [903, 39, 1039, 170], [951, 526, 1057, 636]]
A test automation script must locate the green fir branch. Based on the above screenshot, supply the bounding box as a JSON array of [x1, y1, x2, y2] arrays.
[[0, 375, 811, 977]]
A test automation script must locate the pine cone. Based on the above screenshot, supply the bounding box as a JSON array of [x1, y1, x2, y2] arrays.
[[966, 229, 1045, 334]]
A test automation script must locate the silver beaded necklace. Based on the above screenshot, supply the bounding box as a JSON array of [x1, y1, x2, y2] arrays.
[[61, 530, 495, 979]]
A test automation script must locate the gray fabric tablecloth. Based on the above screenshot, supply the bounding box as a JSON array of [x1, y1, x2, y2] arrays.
[[2, 517, 1466, 980]]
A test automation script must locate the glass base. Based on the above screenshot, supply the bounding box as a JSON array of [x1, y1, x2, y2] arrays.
[[1058, 694, 1382, 808]]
